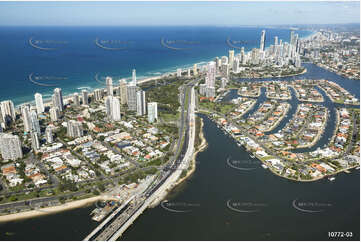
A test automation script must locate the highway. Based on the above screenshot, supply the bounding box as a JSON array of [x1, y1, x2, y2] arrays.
[[84, 80, 197, 241]]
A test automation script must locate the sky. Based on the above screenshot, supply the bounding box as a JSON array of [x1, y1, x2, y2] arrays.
[[0, 1, 359, 26]]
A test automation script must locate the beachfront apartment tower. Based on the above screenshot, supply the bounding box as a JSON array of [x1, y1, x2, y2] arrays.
[[82, 90, 89, 105], [132, 69, 137, 86], [106, 77, 113, 96], [193, 64, 198, 76], [177, 68, 182, 77], [93, 89, 103, 102], [81, 90, 89, 105], [260, 30, 266, 52], [73, 92, 80, 106], [52, 88, 64, 112], [34, 93, 44, 114]]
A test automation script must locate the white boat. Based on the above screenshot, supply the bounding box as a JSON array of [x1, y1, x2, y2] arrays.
[[328, 177, 335, 181], [250, 154, 255, 158], [356, 167, 360, 170], [261, 164, 268, 169]]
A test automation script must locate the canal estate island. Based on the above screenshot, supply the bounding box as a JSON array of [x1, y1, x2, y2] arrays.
[[0, 22, 359, 241]]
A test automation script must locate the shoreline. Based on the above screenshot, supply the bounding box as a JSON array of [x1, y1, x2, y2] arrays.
[[14, 61, 211, 108], [0, 195, 104, 223], [173, 117, 208, 188], [12, 31, 316, 109]]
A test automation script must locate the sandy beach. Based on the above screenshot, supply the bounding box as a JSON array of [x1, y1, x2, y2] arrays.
[[0, 195, 105, 223]]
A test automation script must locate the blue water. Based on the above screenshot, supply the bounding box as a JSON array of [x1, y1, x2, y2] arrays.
[[0, 26, 312, 105]]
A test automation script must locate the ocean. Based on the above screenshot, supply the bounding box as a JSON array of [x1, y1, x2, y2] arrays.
[[0, 26, 312, 105]]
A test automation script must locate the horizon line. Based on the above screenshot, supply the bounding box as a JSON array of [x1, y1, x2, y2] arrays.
[[0, 23, 359, 27]]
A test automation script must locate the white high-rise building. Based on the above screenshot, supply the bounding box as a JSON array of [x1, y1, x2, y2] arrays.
[[0, 100, 16, 124], [206, 61, 216, 88], [119, 79, 128, 105], [67, 120, 83, 138], [177, 68, 182, 77], [221, 63, 230, 78], [52, 88, 64, 112], [49, 107, 60, 122], [233, 58, 240, 73], [30, 131, 40, 151], [45, 125, 54, 144], [106, 77, 113, 96], [274, 36, 278, 46], [193, 64, 198, 76], [0, 133, 23, 161], [147, 102, 158, 123], [187, 69, 191, 77], [112, 97, 121, 121], [82, 90, 89, 105], [105, 96, 112, 118], [127, 85, 137, 111], [260, 30, 266, 51], [290, 31, 295, 47], [105, 96, 121, 121], [228, 50, 235, 69], [30, 110, 40, 135], [136, 90, 146, 116], [73, 93, 80, 106], [132, 69, 137, 86], [221, 56, 228, 65], [34, 93, 44, 114], [241, 47, 246, 65], [21, 105, 32, 133], [93, 89, 103, 102], [214, 57, 220, 69], [199, 84, 207, 96]]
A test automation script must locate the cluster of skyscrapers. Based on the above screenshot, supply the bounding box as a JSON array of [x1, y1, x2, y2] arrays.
[[0, 67, 161, 161], [197, 29, 302, 98]]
